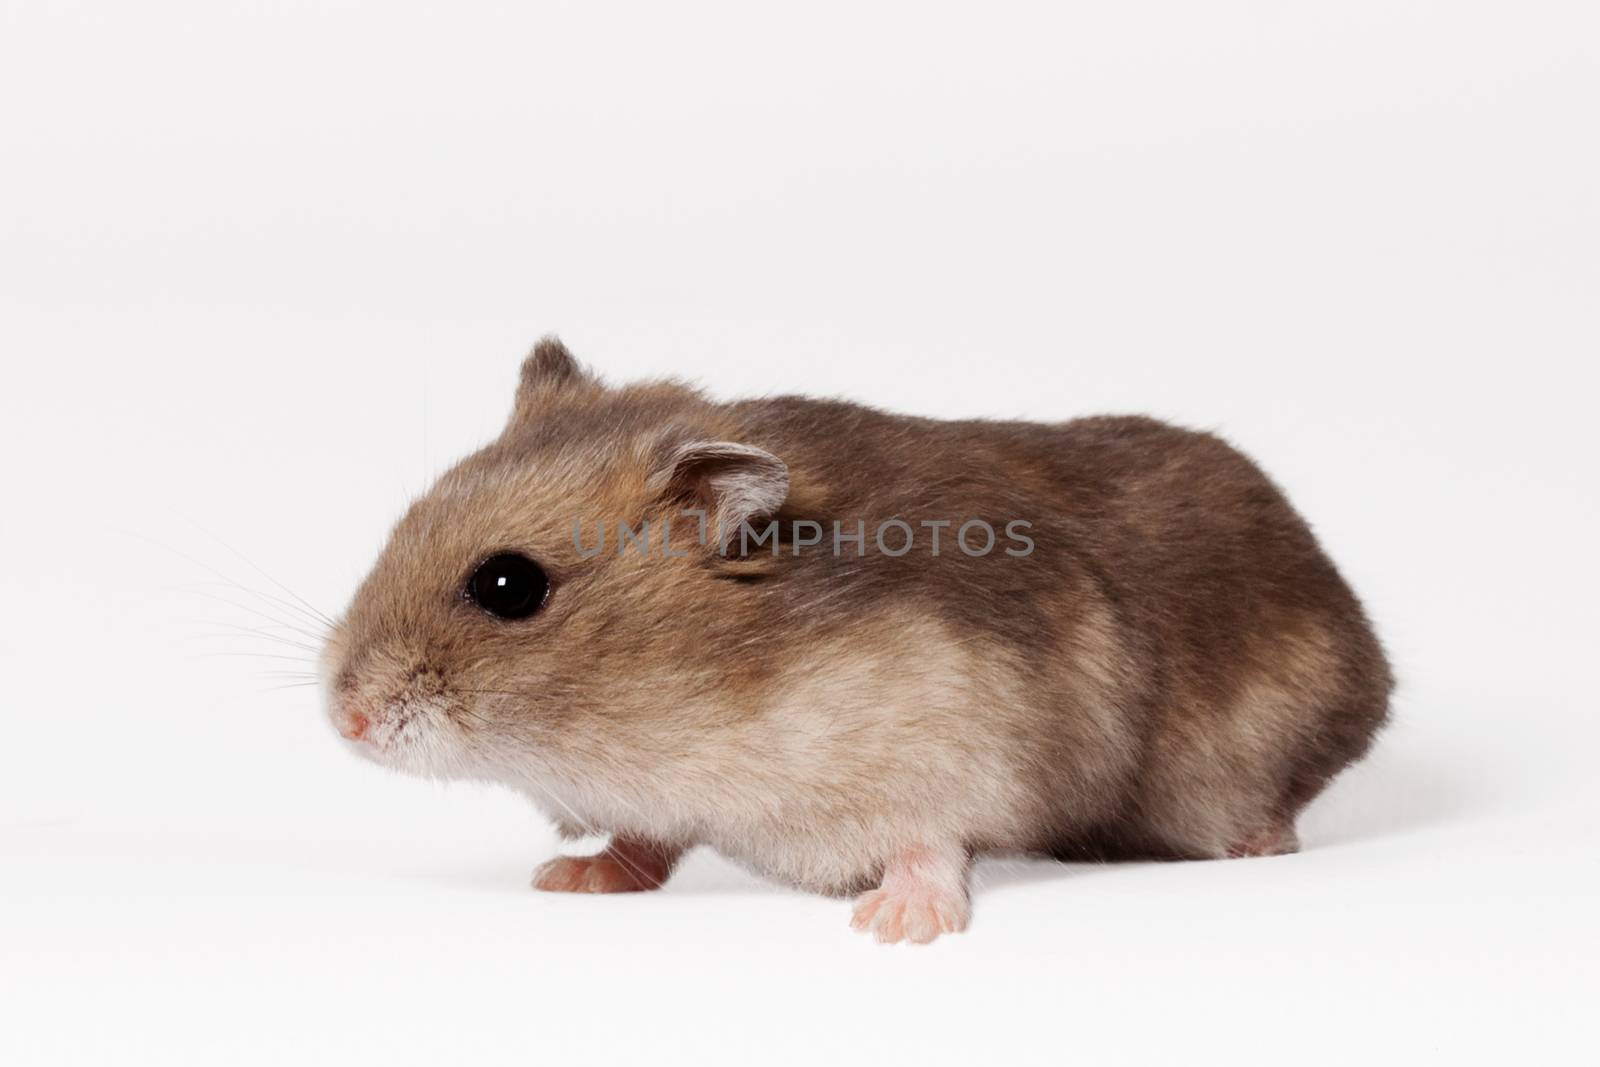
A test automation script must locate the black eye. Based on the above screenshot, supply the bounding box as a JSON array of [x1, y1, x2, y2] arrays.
[[466, 553, 550, 619]]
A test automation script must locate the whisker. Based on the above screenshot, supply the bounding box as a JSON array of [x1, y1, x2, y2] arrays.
[[177, 516, 339, 629], [188, 626, 322, 655], [179, 581, 332, 636], [178, 589, 329, 643], [125, 527, 335, 634]]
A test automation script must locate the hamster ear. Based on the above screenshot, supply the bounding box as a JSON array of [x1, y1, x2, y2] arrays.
[[648, 440, 789, 552], [511, 336, 593, 423]]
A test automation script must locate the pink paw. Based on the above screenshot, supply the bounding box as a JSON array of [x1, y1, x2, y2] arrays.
[[851, 886, 970, 944], [531, 853, 665, 893]]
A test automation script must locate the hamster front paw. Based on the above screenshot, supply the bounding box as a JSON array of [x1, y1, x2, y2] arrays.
[[531, 837, 681, 893]]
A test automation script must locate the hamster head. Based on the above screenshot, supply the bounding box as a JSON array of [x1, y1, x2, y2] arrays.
[[320, 339, 790, 784]]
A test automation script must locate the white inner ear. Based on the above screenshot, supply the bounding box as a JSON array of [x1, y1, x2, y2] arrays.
[[656, 441, 788, 551]]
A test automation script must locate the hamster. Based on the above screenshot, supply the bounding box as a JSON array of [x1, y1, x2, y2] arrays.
[[322, 338, 1392, 944]]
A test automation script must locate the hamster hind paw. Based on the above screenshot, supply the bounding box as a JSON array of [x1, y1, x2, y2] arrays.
[[850, 843, 972, 944], [1225, 823, 1301, 859], [851, 886, 970, 944]]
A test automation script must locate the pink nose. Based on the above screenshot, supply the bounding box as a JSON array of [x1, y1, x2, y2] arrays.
[[340, 711, 370, 741]]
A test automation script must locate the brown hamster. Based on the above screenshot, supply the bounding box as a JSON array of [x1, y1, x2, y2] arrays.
[[322, 338, 1392, 944]]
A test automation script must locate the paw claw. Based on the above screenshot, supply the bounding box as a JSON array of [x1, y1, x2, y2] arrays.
[[850, 892, 885, 931]]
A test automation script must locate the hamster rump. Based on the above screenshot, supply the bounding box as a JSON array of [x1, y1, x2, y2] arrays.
[[322, 338, 1393, 944], [1017, 418, 1395, 863]]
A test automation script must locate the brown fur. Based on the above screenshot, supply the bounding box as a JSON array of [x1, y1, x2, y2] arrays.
[[324, 338, 1392, 905]]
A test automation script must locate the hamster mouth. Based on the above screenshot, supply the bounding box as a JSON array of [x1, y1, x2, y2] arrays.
[[331, 692, 415, 751], [339, 692, 481, 780], [362, 704, 420, 751], [327, 664, 480, 777]]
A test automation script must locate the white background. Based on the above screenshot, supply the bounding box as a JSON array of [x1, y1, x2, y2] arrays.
[[3, 3, 1597, 1064]]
